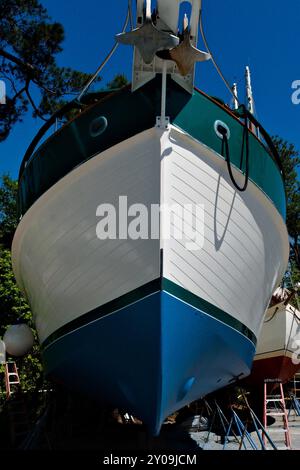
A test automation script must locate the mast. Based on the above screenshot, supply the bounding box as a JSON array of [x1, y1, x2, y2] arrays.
[[245, 65, 258, 134], [245, 66, 254, 115], [232, 82, 239, 110]]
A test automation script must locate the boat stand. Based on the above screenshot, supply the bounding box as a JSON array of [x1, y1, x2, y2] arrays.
[[201, 396, 279, 450], [287, 393, 300, 419], [223, 408, 258, 450], [201, 400, 246, 450]]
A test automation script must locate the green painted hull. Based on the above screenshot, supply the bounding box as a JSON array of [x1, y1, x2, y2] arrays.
[[18, 77, 286, 219]]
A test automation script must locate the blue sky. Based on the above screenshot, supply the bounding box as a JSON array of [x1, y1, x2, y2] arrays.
[[0, 0, 300, 178]]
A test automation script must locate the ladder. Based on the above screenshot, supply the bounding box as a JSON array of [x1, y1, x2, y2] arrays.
[[3, 361, 31, 447], [4, 361, 20, 398], [6, 396, 31, 447], [263, 379, 292, 450]]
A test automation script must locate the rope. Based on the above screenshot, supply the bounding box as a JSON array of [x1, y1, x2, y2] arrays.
[[220, 111, 249, 192], [19, 2, 132, 182], [236, 107, 284, 176], [199, 6, 240, 106], [77, 3, 131, 102], [199, 0, 284, 190], [128, 0, 133, 30], [264, 306, 279, 323]]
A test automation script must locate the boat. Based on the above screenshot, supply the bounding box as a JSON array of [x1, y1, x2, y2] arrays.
[[11, 0, 289, 435], [247, 287, 300, 386]]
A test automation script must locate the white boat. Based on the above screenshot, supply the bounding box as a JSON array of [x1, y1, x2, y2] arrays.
[[248, 288, 300, 385], [12, 0, 289, 434]]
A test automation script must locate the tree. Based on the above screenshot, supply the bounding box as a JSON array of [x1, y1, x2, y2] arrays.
[[273, 137, 300, 273], [106, 74, 128, 90], [0, 0, 97, 141], [0, 175, 43, 395], [0, 249, 29, 333], [0, 174, 18, 248], [0, 248, 43, 394]]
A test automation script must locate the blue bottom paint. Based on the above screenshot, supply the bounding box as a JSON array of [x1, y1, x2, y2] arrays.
[[43, 291, 255, 435]]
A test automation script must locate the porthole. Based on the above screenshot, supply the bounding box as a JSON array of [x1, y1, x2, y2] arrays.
[[90, 116, 108, 137]]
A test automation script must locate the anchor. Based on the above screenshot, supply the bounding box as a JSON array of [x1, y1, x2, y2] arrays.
[[115, 0, 179, 64], [157, 14, 211, 76]]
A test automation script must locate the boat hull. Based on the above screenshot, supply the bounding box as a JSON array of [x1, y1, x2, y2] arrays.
[[12, 124, 289, 433], [249, 356, 300, 386], [247, 303, 300, 385], [43, 285, 255, 435]]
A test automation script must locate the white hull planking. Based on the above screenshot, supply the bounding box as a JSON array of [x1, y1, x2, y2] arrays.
[[160, 127, 289, 335], [12, 125, 289, 344]]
